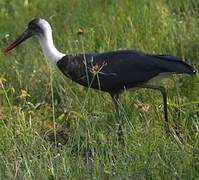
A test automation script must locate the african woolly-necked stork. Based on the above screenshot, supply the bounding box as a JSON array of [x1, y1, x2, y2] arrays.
[[3, 18, 196, 139]]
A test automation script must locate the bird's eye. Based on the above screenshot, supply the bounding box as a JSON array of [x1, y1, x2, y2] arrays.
[[30, 24, 36, 29], [28, 22, 38, 29], [28, 23, 42, 33]]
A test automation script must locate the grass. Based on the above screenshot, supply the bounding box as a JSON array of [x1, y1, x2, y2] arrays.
[[0, 0, 199, 179]]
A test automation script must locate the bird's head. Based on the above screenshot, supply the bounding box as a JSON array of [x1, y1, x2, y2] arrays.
[[3, 18, 51, 53]]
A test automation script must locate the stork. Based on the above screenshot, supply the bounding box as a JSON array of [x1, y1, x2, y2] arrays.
[[3, 18, 196, 140]]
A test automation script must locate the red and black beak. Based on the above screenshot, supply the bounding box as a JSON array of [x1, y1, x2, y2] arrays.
[[3, 28, 34, 53]]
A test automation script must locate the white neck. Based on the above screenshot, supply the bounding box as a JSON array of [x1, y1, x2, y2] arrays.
[[39, 30, 65, 64]]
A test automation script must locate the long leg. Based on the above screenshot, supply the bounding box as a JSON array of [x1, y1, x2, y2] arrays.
[[111, 93, 123, 141], [136, 84, 184, 148], [137, 84, 170, 134]]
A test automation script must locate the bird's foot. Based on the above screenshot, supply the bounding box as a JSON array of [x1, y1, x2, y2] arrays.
[[166, 125, 184, 150], [116, 124, 124, 144]]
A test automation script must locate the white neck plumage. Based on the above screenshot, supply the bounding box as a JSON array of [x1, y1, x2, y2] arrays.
[[39, 29, 65, 64]]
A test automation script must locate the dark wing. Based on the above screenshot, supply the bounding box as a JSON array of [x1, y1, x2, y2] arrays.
[[149, 54, 196, 74], [57, 50, 195, 93]]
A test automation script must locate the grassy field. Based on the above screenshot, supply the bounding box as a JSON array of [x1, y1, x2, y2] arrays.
[[0, 0, 199, 179]]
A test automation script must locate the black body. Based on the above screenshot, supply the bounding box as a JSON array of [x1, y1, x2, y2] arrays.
[[57, 49, 196, 141], [57, 50, 195, 95]]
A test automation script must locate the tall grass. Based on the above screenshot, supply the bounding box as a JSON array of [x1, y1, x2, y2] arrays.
[[0, 0, 199, 179]]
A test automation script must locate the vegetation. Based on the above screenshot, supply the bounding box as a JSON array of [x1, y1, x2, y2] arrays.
[[0, 0, 199, 179]]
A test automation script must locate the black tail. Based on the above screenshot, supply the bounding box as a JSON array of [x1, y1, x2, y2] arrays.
[[152, 55, 197, 75]]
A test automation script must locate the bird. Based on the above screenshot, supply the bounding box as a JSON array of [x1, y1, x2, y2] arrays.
[[3, 18, 196, 140]]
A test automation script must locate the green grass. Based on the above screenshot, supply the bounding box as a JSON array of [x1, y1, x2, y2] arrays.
[[0, 0, 199, 179]]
